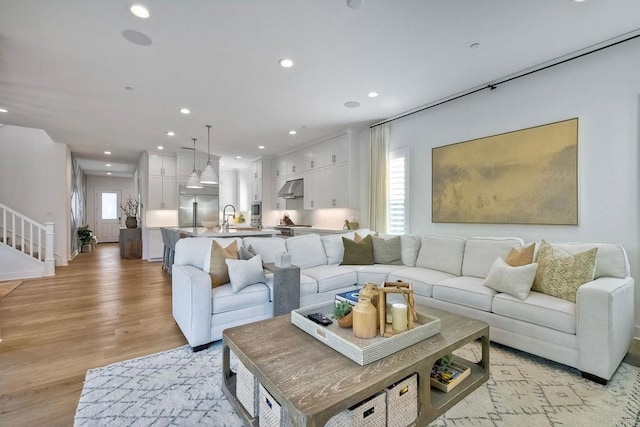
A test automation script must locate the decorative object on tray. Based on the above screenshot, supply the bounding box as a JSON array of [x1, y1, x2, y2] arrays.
[[379, 281, 418, 337], [352, 298, 378, 338], [335, 290, 359, 306], [430, 358, 471, 392], [359, 282, 380, 312], [332, 300, 353, 328], [391, 303, 408, 332]]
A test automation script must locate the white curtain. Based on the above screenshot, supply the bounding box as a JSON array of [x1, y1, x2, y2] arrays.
[[368, 123, 390, 233]]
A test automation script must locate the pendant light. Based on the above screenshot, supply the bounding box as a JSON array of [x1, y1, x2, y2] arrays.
[[199, 124, 219, 184], [186, 138, 203, 189]]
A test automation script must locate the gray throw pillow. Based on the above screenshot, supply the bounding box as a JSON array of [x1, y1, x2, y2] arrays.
[[372, 235, 402, 265], [239, 245, 256, 260]]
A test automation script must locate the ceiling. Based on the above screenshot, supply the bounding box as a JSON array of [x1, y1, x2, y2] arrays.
[[1, 1, 639, 177]]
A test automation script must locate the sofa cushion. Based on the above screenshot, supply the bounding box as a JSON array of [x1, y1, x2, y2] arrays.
[[341, 264, 406, 285], [243, 237, 287, 263], [211, 282, 271, 314], [505, 243, 535, 267], [400, 235, 421, 267], [371, 235, 402, 265], [550, 242, 628, 279], [300, 274, 318, 297], [462, 237, 524, 278], [322, 232, 356, 264], [285, 234, 328, 269], [492, 291, 576, 334], [432, 276, 496, 312], [483, 257, 538, 301], [341, 235, 374, 265], [532, 241, 597, 303], [204, 240, 239, 287], [302, 265, 358, 293], [226, 254, 267, 293], [388, 267, 456, 298], [415, 235, 466, 276]]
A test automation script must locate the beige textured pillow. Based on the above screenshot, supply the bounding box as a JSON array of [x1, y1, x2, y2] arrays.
[[207, 240, 238, 288], [340, 234, 374, 265], [371, 235, 402, 265], [505, 243, 535, 267], [483, 257, 538, 301], [532, 240, 597, 302]]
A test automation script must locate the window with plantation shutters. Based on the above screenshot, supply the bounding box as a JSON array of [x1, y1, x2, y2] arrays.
[[388, 149, 408, 234]]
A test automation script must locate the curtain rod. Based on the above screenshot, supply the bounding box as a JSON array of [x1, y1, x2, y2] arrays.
[[371, 29, 640, 128]]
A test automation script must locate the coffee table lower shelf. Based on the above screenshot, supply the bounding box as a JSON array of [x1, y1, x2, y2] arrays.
[[221, 309, 489, 427]]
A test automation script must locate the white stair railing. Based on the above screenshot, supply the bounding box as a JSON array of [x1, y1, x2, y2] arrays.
[[0, 202, 55, 276]]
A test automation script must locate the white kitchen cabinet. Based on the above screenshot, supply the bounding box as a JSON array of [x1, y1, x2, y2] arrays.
[[332, 163, 349, 207], [273, 177, 286, 210], [251, 159, 262, 181], [251, 180, 262, 202], [219, 170, 237, 210], [148, 175, 177, 210], [147, 228, 164, 260], [149, 154, 176, 177]]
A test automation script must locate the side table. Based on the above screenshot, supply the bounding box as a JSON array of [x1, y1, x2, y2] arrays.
[[263, 263, 301, 316], [119, 228, 142, 259]]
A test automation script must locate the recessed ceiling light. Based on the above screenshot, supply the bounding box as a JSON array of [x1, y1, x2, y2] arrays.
[[279, 58, 294, 68], [107, 172, 112, 175], [106, 164, 112, 167], [289, 130, 297, 135], [0, 108, 8, 113], [157, 145, 164, 150], [574, 0, 586, 2], [166, 131, 175, 136], [180, 108, 190, 114], [130, 4, 150, 18], [344, 101, 360, 108], [347, 0, 364, 9], [235, 156, 242, 159], [104, 151, 112, 155], [258, 145, 265, 149], [470, 42, 480, 49], [367, 91, 379, 98]]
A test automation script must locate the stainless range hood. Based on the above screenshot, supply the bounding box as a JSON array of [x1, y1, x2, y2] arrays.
[[277, 178, 304, 199]]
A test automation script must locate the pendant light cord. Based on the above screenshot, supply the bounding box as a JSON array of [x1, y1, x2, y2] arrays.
[[206, 125, 212, 164], [191, 138, 197, 172]]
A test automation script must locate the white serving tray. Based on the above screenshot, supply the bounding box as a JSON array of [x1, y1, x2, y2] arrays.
[[291, 303, 441, 365]]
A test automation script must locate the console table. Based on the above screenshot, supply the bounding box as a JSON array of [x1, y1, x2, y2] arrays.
[[119, 228, 141, 259], [222, 306, 489, 426]]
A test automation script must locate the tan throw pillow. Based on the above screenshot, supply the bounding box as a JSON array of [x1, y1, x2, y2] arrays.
[[208, 240, 238, 288], [505, 243, 535, 267], [353, 232, 363, 243], [340, 234, 374, 265], [532, 240, 597, 302]]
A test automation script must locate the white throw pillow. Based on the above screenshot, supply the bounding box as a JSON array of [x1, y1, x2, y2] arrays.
[[225, 254, 267, 292], [322, 232, 355, 264], [285, 234, 328, 269], [483, 257, 538, 301]]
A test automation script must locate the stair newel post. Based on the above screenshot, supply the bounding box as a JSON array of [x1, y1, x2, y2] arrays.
[[44, 222, 55, 276]]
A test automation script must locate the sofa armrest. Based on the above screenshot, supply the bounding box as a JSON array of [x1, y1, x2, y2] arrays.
[[172, 265, 213, 348], [576, 276, 635, 380]]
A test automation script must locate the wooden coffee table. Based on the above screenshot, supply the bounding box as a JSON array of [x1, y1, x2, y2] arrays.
[[222, 306, 489, 427]]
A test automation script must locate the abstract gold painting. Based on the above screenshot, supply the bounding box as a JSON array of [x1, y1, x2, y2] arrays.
[[432, 118, 578, 224]]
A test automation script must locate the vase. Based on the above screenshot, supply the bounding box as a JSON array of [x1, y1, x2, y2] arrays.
[[352, 298, 378, 339], [359, 283, 379, 311], [125, 217, 137, 229], [337, 311, 353, 328]]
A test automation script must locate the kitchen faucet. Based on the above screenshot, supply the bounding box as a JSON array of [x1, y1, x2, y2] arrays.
[[220, 204, 236, 232]]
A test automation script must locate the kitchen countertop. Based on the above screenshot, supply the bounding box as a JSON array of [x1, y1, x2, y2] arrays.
[[164, 227, 281, 238]]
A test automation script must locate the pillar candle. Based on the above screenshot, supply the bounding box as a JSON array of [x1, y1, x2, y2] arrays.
[[391, 303, 408, 332]]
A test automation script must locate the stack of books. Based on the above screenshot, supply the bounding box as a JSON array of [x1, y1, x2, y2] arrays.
[[334, 290, 360, 306], [430, 361, 470, 392]]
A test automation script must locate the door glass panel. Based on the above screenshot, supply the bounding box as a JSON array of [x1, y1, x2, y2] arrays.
[[101, 192, 118, 220]]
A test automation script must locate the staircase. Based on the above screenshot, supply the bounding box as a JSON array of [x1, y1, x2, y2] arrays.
[[0, 202, 55, 280]]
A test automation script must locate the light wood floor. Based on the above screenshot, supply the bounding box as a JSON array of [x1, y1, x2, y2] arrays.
[[0, 243, 186, 426]]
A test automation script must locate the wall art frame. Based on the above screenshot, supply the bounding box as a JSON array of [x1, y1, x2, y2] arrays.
[[432, 118, 578, 225]]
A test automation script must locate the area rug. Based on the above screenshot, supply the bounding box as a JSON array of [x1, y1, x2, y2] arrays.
[[0, 280, 22, 300], [75, 342, 640, 427]]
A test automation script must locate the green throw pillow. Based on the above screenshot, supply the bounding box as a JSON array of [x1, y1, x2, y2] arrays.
[[372, 235, 402, 265], [340, 234, 374, 265], [531, 240, 597, 303]]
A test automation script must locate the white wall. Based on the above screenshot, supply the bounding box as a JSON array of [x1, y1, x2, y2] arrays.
[[0, 125, 70, 265], [86, 176, 135, 230], [357, 38, 640, 335]]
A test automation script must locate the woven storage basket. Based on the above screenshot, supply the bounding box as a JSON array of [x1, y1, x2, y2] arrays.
[[258, 384, 294, 427], [237, 360, 259, 417], [325, 391, 386, 427], [386, 374, 418, 427]]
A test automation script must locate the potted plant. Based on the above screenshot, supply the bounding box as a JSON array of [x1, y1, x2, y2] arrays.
[[78, 225, 93, 253], [121, 197, 140, 228], [332, 300, 354, 328]]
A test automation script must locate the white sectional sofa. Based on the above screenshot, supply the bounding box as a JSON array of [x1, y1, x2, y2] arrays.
[[171, 231, 634, 383]]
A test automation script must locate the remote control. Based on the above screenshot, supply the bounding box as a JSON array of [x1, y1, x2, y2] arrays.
[[307, 312, 333, 326]]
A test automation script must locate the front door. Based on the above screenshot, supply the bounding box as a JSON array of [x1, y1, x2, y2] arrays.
[[96, 189, 121, 243]]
